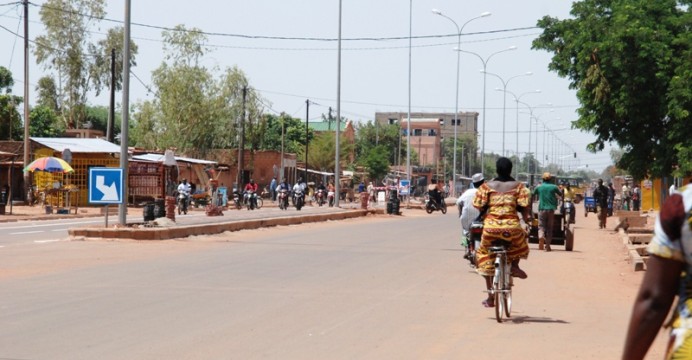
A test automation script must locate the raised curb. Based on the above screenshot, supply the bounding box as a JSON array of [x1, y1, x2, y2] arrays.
[[69, 209, 385, 240], [619, 228, 651, 272]]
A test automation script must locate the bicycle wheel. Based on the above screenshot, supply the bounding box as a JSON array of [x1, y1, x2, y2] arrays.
[[256, 198, 263, 209], [494, 264, 505, 323], [503, 271, 512, 318]]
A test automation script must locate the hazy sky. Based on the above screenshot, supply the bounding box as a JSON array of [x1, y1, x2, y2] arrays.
[[1, 0, 615, 172]]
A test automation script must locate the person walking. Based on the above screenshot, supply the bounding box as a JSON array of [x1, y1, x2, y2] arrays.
[[269, 177, 277, 202], [632, 184, 641, 211], [593, 179, 610, 229], [532, 172, 562, 251], [622, 182, 631, 211], [607, 182, 616, 216]]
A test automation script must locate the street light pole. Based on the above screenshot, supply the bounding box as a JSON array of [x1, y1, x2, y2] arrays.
[[484, 70, 532, 157], [505, 90, 540, 177], [457, 46, 516, 175], [406, 0, 412, 206], [432, 9, 490, 195]]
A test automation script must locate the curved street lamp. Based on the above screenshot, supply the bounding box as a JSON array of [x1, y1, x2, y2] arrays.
[[432, 8, 490, 195], [457, 46, 516, 175], [483, 70, 532, 156]]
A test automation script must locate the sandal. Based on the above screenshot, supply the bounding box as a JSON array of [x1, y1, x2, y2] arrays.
[[510, 266, 528, 279], [482, 299, 495, 308]]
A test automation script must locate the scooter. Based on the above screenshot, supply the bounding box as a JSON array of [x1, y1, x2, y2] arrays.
[[293, 189, 304, 211], [315, 189, 326, 207], [463, 220, 483, 268], [278, 189, 289, 210], [232, 191, 242, 210], [424, 192, 447, 214], [563, 201, 575, 225], [244, 190, 257, 210], [327, 191, 335, 207]]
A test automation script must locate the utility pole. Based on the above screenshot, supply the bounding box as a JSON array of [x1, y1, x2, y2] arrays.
[[118, 0, 131, 225], [280, 118, 285, 182], [22, 0, 29, 198], [334, 0, 342, 208], [236, 86, 247, 191], [305, 99, 309, 182], [107, 48, 116, 142]]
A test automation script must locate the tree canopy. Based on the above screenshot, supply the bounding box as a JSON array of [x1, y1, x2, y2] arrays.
[[532, 0, 691, 179]]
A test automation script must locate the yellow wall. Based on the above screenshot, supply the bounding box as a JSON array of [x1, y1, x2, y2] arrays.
[[640, 178, 662, 211]]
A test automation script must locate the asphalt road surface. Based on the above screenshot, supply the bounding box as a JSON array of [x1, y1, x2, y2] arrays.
[[0, 206, 668, 359]]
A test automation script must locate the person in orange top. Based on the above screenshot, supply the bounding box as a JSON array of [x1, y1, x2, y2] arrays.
[[473, 157, 532, 308]]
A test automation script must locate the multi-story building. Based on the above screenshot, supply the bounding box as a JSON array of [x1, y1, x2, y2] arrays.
[[374, 111, 478, 170]]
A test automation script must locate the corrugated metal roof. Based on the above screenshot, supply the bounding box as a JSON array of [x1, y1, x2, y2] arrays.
[[132, 153, 217, 165], [31, 137, 122, 153]]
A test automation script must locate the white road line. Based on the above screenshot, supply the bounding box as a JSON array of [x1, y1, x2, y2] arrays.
[[11, 231, 44, 235], [34, 239, 60, 243], [1, 220, 104, 230], [51, 229, 68, 232]]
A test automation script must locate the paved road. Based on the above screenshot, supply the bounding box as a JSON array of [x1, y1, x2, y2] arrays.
[[0, 205, 666, 359]]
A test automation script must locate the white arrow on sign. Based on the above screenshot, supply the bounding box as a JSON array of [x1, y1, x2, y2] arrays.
[[95, 175, 119, 201]]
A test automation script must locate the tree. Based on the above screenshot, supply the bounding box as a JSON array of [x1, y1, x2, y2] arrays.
[[363, 145, 390, 182], [35, 0, 137, 129], [298, 132, 353, 172], [259, 113, 313, 154], [532, 0, 691, 179], [29, 105, 62, 137], [354, 121, 406, 168], [131, 25, 261, 156], [0, 66, 22, 140], [35, 76, 60, 113]]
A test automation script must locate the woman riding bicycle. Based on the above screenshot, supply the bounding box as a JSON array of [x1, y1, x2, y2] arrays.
[[473, 157, 532, 308]]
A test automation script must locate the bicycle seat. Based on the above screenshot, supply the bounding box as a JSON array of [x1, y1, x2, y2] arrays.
[[489, 240, 511, 252]]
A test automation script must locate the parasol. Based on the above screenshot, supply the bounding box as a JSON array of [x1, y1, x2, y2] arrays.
[[23, 156, 74, 173]]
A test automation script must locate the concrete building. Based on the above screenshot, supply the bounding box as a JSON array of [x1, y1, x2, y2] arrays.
[[374, 111, 478, 171]]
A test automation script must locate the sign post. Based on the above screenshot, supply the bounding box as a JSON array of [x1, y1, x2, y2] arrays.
[[89, 168, 124, 227]]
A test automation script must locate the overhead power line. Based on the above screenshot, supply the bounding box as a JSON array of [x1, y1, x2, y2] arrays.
[[30, 1, 537, 43]]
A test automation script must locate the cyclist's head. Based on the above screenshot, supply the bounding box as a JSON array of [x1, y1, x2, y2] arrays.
[[182, 178, 187, 183], [250, 179, 254, 183], [496, 157, 513, 178], [471, 173, 485, 188]]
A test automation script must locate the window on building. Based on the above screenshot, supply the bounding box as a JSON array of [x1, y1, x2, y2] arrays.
[[388, 118, 398, 125], [439, 118, 445, 126], [428, 129, 437, 136], [413, 129, 422, 136]]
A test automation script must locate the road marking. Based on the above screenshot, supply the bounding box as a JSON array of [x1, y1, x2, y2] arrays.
[[52, 229, 68, 232], [1, 220, 104, 230], [11, 231, 44, 235], [34, 239, 60, 243]]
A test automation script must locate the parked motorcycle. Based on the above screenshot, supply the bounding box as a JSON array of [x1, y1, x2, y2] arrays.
[[424, 192, 447, 214], [278, 189, 289, 210], [293, 189, 304, 211], [315, 189, 326, 207], [177, 192, 190, 215], [232, 191, 242, 210]]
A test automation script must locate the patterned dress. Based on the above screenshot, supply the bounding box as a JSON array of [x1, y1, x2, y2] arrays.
[[647, 185, 692, 359], [473, 182, 531, 277]]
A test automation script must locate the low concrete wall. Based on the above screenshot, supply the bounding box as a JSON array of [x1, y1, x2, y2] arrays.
[[69, 209, 375, 241]]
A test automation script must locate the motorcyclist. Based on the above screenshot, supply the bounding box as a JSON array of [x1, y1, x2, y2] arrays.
[[276, 178, 291, 207], [561, 181, 576, 224], [293, 177, 306, 204], [427, 179, 444, 208], [316, 182, 327, 204], [456, 173, 485, 261], [244, 179, 259, 208], [177, 178, 191, 210]]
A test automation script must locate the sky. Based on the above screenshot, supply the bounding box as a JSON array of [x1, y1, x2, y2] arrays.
[[0, 0, 615, 173]]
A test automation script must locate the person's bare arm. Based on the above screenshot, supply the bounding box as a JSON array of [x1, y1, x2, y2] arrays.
[[622, 255, 682, 359]]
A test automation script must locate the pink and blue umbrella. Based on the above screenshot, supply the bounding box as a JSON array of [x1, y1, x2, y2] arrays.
[[23, 157, 74, 173]]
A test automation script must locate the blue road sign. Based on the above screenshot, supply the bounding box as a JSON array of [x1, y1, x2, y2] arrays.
[[89, 168, 124, 204]]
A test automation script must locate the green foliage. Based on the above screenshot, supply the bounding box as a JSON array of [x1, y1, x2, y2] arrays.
[[35, 76, 60, 112], [35, 0, 137, 130], [364, 145, 391, 182], [0, 66, 22, 140], [89, 27, 139, 96], [259, 113, 313, 154], [532, 0, 691, 179], [29, 105, 63, 137], [298, 132, 353, 171], [130, 26, 262, 156], [441, 134, 477, 177], [355, 121, 406, 167]]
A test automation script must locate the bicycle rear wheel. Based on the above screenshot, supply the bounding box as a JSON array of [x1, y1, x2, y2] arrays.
[[494, 265, 505, 323], [503, 279, 512, 318]]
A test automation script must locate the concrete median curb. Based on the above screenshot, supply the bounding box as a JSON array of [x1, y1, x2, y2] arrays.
[[69, 209, 382, 240]]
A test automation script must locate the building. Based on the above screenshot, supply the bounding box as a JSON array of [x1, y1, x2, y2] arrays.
[[375, 111, 478, 172]]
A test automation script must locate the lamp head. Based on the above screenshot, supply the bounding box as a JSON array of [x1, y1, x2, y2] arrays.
[[432, 8, 442, 15], [508, 45, 517, 50], [480, 12, 491, 17]]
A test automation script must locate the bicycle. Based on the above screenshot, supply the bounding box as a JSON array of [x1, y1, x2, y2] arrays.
[[489, 240, 513, 323]]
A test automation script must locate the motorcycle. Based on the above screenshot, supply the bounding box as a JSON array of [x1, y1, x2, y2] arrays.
[[463, 220, 484, 268], [327, 191, 335, 207], [232, 191, 242, 210], [563, 200, 575, 225], [177, 192, 190, 215], [278, 189, 289, 210], [293, 189, 304, 211], [315, 189, 326, 207], [244, 190, 257, 210], [424, 192, 447, 214]]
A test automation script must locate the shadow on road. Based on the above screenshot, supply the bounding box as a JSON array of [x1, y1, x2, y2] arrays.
[[506, 315, 570, 324]]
